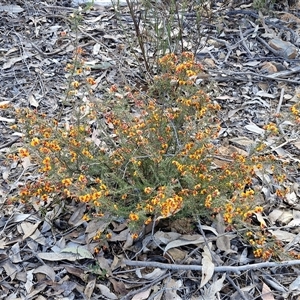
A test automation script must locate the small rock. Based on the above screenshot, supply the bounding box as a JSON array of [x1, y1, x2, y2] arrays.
[[269, 38, 298, 59], [261, 62, 277, 74], [260, 61, 286, 74], [202, 58, 216, 68]]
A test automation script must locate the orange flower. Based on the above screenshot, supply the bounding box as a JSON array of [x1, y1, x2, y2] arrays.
[[129, 212, 139, 221], [18, 148, 30, 158]]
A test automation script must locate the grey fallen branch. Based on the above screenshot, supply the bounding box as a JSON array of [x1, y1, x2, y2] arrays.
[[210, 70, 300, 84], [123, 259, 300, 273]]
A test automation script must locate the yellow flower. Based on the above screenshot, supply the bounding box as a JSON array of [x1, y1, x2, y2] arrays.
[[71, 81, 80, 88], [30, 137, 40, 147], [144, 187, 152, 194], [129, 212, 139, 221], [82, 214, 90, 221], [61, 178, 72, 187], [86, 77, 96, 85], [144, 218, 152, 225], [18, 148, 30, 158], [132, 233, 139, 239]]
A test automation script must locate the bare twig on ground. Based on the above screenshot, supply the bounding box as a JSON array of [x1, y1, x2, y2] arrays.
[[123, 259, 300, 273], [276, 88, 284, 115]]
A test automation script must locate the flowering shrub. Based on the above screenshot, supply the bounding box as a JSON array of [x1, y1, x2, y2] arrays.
[[6, 50, 291, 259]]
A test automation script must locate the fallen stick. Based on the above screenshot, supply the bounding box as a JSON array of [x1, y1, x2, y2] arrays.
[[123, 259, 300, 273]]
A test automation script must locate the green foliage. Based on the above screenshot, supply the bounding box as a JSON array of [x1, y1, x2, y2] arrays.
[[9, 51, 274, 240]]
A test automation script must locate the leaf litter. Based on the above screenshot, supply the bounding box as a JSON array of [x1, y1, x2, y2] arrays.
[[1, 0, 300, 299]]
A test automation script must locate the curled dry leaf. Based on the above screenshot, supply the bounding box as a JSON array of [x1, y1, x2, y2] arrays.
[[136, 268, 166, 280], [33, 265, 56, 281], [96, 284, 118, 299], [164, 234, 205, 254], [84, 278, 96, 300]]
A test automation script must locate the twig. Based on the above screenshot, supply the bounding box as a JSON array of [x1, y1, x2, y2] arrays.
[[239, 26, 253, 58], [125, 0, 151, 75], [276, 88, 284, 115], [211, 70, 300, 84], [123, 259, 300, 273], [0, 137, 20, 149]]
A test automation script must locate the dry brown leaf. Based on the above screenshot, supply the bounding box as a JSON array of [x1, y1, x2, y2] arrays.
[[200, 245, 214, 288], [21, 156, 32, 170], [25, 282, 47, 299], [3, 260, 18, 280], [166, 248, 186, 262], [122, 231, 134, 250], [61, 246, 93, 259], [33, 265, 56, 281], [25, 269, 34, 293], [38, 251, 89, 261], [109, 228, 130, 242], [3, 53, 34, 69], [289, 275, 300, 292], [254, 212, 267, 228], [65, 265, 88, 281], [261, 283, 275, 300], [154, 231, 182, 245], [164, 234, 205, 254], [215, 214, 234, 252], [270, 230, 296, 242], [136, 268, 166, 280], [28, 93, 39, 108], [109, 278, 127, 296], [164, 278, 182, 300], [97, 256, 112, 276], [68, 203, 86, 226], [285, 191, 298, 206], [229, 137, 256, 152], [20, 221, 41, 240], [85, 219, 110, 241], [84, 278, 96, 300], [10, 242, 22, 263], [268, 209, 293, 225], [0, 4, 24, 13], [132, 289, 152, 300], [96, 284, 118, 299], [245, 123, 265, 135], [199, 273, 226, 300]]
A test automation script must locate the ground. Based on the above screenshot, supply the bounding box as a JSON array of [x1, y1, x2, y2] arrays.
[[1, 0, 300, 299]]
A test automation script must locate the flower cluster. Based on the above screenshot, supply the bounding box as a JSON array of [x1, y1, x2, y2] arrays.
[[6, 51, 291, 260], [291, 103, 300, 123]]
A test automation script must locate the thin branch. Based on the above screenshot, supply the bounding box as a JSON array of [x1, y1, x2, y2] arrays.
[[123, 259, 300, 273], [276, 88, 284, 115]]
